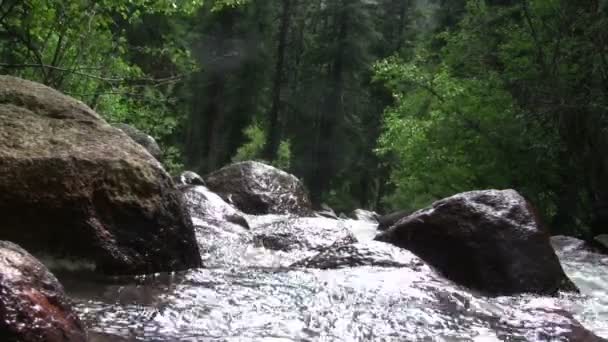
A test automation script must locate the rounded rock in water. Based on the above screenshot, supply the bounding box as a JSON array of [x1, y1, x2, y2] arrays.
[[0, 241, 87, 342]]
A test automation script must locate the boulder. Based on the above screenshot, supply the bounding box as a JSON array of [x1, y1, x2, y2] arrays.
[[377, 209, 411, 230], [316, 204, 338, 220], [316, 211, 339, 220], [291, 241, 425, 269], [375, 189, 577, 295], [594, 234, 608, 253], [204, 161, 313, 215], [182, 185, 249, 229], [0, 241, 86, 342], [349, 209, 379, 223], [176, 171, 206, 187], [114, 123, 162, 161], [0, 76, 201, 275], [551, 235, 608, 266], [551, 235, 590, 254], [253, 217, 356, 252]]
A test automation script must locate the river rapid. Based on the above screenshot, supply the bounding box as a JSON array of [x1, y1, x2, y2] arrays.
[[59, 188, 608, 342]]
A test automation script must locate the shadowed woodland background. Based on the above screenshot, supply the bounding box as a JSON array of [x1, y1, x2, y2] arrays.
[[1, 0, 607, 238]]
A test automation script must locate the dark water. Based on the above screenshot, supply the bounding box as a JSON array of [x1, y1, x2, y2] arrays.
[[59, 190, 608, 341]]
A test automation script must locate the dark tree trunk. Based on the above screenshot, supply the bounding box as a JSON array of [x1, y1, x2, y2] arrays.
[[263, 0, 292, 161], [204, 72, 227, 173], [310, 2, 348, 204]]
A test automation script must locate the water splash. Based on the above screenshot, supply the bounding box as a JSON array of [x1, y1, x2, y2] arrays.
[[62, 219, 608, 341]]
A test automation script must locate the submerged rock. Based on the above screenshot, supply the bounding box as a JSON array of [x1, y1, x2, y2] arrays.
[[316, 204, 338, 220], [552, 235, 608, 265], [291, 241, 425, 269], [551, 236, 587, 253], [376, 189, 577, 295], [175, 171, 206, 187], [0, 241, 86, 342], [181, 184, 255, 267], [205, 161, 313, 215], [253, 216, 356, 252], [114, 123, 162, 161], [182, 185, 249, 229], [0, 76, 201, 275]]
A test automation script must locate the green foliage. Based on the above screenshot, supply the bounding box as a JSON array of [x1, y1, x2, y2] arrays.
[[0, 0, 203, 173], [276, 140, 292, 171], [211, 0, 250, 11], [233, 122, 267, 163], [375, 0, 608, 235], [5, 0, 606, 237], [232, 122, 291, 171], [375, 55, 557, 210], [162, 146, 186, 175]]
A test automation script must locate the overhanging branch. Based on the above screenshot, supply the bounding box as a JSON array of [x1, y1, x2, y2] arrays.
[[0, 63, 185, 85]]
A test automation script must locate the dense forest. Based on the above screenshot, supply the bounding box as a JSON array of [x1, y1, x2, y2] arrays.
[[1, 0, 607, 238]]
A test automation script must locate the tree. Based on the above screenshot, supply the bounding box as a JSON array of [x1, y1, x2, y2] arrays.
[[184, 0, 272, 173], [263, 0, 293, 162], [375, 0, 608, 236]]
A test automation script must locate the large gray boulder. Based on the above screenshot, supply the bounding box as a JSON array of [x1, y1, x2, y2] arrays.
[[0, 76, 201, 275], [0, 241, 87, 342], [375, 189, 577, 295], [205, 161, 313, 215]]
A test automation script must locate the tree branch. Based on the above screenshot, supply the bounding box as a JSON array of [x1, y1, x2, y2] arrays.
[[0, 63, 185, 85]]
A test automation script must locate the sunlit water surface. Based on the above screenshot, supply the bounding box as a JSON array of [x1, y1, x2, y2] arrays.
[[61, 216, 608, 341]]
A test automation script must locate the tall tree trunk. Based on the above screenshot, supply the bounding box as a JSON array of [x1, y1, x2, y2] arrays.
[[203, 72, 227, 173], [395, 0, 408, 51], [263, 0, 292, 161], [310, 3, 348, 203]]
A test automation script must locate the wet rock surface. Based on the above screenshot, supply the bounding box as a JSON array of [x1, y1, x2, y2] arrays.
[[252, 216, 357, 253], [0, 76, 201, 275], [552, 236, 608, 266], [205, 161, 313, 215], [0, 241, 86, 342], [182, 185, 249, 229], [175, 170, 206, 187], [291, 240, 425, 269], [376, 189, 577, 295], [181, 185, 254, 267], [350, 209, 379, 223], [316, 204, 339, 219]]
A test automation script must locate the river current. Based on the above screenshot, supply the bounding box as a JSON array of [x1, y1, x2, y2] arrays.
[[59, 197, 608, 341]]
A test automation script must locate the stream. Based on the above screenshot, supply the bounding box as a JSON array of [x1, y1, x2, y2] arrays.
[[58, 190, 608, 342]]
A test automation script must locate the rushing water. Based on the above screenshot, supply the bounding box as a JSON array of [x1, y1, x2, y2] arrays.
[[59, 193, 608, 341]]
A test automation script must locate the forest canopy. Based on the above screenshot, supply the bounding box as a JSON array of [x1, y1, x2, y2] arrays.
[[1, 0, 607, 238]]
